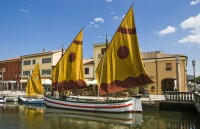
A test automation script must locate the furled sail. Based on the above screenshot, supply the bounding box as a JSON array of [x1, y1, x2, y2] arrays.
[[52, 29, 87, 91], [95, 6, 153, 95], [26, 63, 44, 96]]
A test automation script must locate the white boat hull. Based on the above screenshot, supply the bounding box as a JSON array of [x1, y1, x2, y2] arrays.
[[19, 97, 44, 104], [0, 96, 6, 103], [44, 96, 142, 113], [6, 96, 18, 102]]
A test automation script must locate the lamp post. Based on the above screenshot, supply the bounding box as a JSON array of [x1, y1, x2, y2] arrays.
[[192, 59, 196, 92]]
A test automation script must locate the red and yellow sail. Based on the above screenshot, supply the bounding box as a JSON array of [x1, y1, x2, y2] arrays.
[[26, 63, 44, 96], [52, 29, 87, 91], [95, 7, 153, 95]]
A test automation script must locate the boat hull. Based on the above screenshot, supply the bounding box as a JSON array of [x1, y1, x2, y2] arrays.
[[6, 96, 18, 102], [19, 97, 44, 104], [0, 96, 6, 103], [44, 96, 142, 113]]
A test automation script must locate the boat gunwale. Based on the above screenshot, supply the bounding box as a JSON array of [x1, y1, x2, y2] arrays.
[[44, 95, 132, 104]]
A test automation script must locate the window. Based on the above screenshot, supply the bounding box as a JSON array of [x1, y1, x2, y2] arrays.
[[23, 60, 31, 65], [42, 69, 51, 75], [23, 71, 30, 76], [85, 68, 89, 74], [32, 60, 36, 65], [166, 63, 172, 71], [42, 58, 51, 64], [101, 48, 106, 54]]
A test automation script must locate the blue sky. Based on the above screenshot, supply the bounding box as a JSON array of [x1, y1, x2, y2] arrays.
[[0, 0, 200, 76]]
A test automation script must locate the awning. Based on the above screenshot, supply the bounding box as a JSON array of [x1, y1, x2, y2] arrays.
[[86, 80, 97, 85]]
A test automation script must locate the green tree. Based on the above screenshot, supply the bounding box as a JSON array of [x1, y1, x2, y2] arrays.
[[196, 76, 200, 84]]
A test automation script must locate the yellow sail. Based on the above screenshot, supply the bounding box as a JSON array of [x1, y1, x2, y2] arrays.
[[52, 29, 87, 91], [95, 6, 153, 95], [26, 63, 44, 96]]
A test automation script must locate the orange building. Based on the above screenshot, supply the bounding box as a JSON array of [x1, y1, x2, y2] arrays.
[[93, 43, 188, 95]]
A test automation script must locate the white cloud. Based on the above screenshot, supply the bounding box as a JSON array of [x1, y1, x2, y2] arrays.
[[190, 0, 200, 5], [158, 26, 176, 37], [88, 17, 104, 28], [112, 16, 118, 20], [20, 9, 30, 14], [106, 0, 112, 2], [180, 14, 200, 29], [97, 36, 102, 38], [178, 14, 200, 44], [178, 34, 200, 44], [94, 17, 104, 23]]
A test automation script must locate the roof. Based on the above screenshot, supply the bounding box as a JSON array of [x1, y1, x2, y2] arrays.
[[141, 51, 187, 60], [83, 58, 94, 65], [20, 49, 63, 58], [0, 57, 21, 62]]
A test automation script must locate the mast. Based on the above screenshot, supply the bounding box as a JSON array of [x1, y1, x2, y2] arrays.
[[97, 35, 108, 101]]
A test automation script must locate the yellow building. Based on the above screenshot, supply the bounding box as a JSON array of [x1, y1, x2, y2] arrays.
[[93, 43, 188, 95], [20, 49, 63, 91]]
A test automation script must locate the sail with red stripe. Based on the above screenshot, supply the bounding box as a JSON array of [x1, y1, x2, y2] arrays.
[[52, 29, 87, 91], [95, 6, 153, 95]]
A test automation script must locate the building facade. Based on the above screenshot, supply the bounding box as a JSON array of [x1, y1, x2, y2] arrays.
[[20, 50, 63, 91], [83, 58, 94, 80], [93, 43, 188, 95], [0, 57, 21, 91]]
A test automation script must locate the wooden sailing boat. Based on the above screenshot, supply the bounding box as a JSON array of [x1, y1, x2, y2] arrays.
[[44, 6, 152, 113], [19, 63, 44, 104]]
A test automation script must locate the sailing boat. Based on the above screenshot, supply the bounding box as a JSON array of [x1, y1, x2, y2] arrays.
[[0, 96, 6, 103], [19, 63, 44, 104], [44, 6, 152, 113]]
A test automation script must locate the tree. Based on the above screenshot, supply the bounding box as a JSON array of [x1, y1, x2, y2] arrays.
[[196, 76, 200, 84]]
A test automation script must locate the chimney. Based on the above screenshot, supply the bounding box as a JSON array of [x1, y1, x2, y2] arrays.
[[43, 49, 45, 53]]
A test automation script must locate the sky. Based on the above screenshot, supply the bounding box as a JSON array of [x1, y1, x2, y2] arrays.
[[0, 0, 200, 76]]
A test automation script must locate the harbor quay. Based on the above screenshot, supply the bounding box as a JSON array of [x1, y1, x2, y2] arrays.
[[1, 90, 200, 114]]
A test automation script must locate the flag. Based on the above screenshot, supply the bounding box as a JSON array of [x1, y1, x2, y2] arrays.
[[52, 29, 87, 91], [26, 63, 44, 96], [95, 7, 153, 95]]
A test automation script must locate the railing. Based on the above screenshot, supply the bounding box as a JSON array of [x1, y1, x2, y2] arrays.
[[166, 121, 196, 129], [165, 91, 200, 113], [165, 91, 193, 102]]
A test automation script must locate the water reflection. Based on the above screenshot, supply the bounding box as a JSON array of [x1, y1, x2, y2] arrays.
[[0, 103, 200, 129]]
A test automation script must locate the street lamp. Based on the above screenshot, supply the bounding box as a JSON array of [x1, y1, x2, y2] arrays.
[[192, 59, 196, 92]]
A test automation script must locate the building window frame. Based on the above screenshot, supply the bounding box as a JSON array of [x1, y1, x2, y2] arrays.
[[166, 63, 172, 71], [23, 60, 31, 65], [85, 67, 89, 74], [41, 69, 51, 75], [42, 58, 51, 64], [23, 71, 31, 76], [32, 59, 36, 65]]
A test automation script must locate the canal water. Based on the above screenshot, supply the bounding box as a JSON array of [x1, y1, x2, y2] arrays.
[[0, 102, 199, 129]]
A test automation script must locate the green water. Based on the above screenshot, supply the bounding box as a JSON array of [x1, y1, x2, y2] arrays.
[[0, 102, 199, 129]]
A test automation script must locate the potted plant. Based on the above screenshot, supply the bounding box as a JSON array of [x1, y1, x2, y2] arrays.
[[151, 86, 155, 92]]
